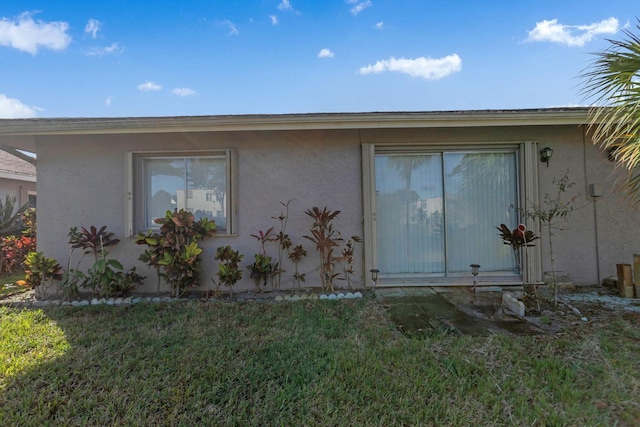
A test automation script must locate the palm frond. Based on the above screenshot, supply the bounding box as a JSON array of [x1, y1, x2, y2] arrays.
[[581, 20, 640, 204]]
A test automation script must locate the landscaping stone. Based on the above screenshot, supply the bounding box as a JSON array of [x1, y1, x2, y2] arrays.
[[151, 297, 161, 303], [124, 297, 132, 304], [106, 298, 115, 306], [90, 298, 100, 305], [354, 292, 363, 298], [290, 295, 301, 301], [502, 292, 525, 317], [275, 296, 284, 302], [71, 301, 81, 307], [319, 294, 328, 300], [99, 298, 106, 304], [337, 293, 345, 299], [79, 300, 89, 306], [115, 298, 124, 305], [328, 294, 337, 300]]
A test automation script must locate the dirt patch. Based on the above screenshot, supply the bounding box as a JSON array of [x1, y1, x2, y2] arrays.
[[380, 285, 640, 337]]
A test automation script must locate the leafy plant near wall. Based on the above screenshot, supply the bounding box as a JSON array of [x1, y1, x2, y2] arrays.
[[136, 209, 216, 297], [249, 201, 312, 292], [341, 235, 362, 290], [288, 244, 307, 289], [60, 227, 85, 300], [211, 245, 243, 296], [496, 223, 538, 276], [60, 225, 144, 299], [71, 225, 120, 261], [0, 196, 29, 237], [247, 228, 276, 291], [497, 223, 540, 309], [272, 200, 293, 290], [303, 206, 344, 292], [0, 208, 37, 276], [24, 251, 63, 299]]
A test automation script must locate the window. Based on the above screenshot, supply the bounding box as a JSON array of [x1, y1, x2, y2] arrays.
[[127, 150, 236, 235], [362, 142, 541, 285], [20, 186, 36, 208]]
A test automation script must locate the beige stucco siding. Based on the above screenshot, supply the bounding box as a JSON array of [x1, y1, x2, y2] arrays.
[[32, 122, 640, 292], [35, 129, 364, 293]]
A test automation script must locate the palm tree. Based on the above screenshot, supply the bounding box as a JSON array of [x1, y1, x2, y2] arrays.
[[581, 21, 640, 205]]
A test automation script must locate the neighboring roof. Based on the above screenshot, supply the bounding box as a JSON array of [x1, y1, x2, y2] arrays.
[[0, 150, 35, 182], [0, 108, 592, 136]]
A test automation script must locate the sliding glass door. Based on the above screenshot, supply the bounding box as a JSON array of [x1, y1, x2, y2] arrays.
[[375, 150, 519, 279]]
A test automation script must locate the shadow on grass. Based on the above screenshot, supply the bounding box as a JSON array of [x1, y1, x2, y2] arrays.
[[1, 300, 639, 426]]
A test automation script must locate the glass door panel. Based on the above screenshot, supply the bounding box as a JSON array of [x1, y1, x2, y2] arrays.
[[375, 154, 444, 275], [375, 151, 518, 279]]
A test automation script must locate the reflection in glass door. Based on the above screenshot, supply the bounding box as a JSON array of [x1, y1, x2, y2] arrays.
[[375, 151, 518, 279]]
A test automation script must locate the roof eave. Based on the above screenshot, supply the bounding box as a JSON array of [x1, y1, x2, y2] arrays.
[[0, 108, 593, 136]]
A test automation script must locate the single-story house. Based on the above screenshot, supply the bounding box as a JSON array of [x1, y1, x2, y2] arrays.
[[0, 148, 36, 210], [0, 108, 636, 293]]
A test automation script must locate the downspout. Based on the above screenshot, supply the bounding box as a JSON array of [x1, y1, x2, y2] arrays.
[[582, 125, 602, 285]]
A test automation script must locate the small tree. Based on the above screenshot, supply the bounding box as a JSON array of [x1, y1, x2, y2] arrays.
[[525, 172, 577, 307]]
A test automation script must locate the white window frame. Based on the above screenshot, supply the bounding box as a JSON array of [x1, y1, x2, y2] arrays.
[[362, 141, 541, 287], [125, 149, 237, 236]]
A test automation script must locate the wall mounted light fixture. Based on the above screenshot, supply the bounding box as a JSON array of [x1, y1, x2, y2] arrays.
[[540, 146, 554, 167]]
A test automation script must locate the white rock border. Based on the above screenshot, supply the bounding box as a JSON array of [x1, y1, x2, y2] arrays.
[[2, 291, 365, 308]]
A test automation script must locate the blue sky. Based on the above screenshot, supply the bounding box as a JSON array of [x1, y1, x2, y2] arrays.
[[0, 1, 637, 118]]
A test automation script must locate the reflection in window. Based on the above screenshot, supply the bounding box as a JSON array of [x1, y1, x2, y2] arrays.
[[143, 156, 227, 230]]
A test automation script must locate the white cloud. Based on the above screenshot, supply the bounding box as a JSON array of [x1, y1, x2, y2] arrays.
[[0, 12, 71, 54], [347, 0, 373, 16], [358, 54, 462, 80], [375, 21, 384, 30], [218, 19, 239, 35], [527, 17, 619, 47], [270, 15, 279, 25], [85, 19, 101, 38], [278, 0, 294, 12], [86, 42, 124, 56], [172, 88, 197, 97], [0, 94, 37, 118], [105, 96, 113, 106], [318, 48, 334, 58], [138, 81, 162, 92]]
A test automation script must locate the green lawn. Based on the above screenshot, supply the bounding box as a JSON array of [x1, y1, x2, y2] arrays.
[[1, 299, 639, 426], [0, 272, 27, 298]]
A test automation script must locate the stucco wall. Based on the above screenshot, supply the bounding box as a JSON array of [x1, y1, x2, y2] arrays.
[[34, 123, 640, 292], [35, 129, 364, 293]]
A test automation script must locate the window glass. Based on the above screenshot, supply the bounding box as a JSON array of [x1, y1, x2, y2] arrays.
[[141, 155, 227, 231]]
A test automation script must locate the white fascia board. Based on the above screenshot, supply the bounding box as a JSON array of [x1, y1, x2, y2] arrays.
[[0, 108, 592, 136]]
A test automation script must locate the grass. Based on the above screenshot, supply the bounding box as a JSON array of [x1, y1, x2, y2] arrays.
[[1, 299, 639, 426], [0, 272, 27, 298]]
